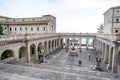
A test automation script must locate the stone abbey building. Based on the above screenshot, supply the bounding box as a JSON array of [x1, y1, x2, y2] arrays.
[[0, 5, 120, 74]]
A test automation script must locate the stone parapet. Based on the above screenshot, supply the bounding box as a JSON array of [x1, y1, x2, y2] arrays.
[[96, 33, 120, 41]]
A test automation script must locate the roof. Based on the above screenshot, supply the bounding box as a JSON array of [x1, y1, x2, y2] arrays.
[[103, 5, 120, 15]]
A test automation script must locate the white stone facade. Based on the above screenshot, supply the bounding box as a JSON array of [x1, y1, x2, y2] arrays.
[[0, 15, 56, 35], [103, 6, 120, 34]]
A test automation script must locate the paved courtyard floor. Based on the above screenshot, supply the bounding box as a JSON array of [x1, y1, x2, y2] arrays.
[[44, 48, 106, 71]]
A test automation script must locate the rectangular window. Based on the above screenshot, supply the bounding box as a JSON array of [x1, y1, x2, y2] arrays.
[[37, 27, 39, 31], [25, 27, 27, 30], [20, 27, 22, 31], [15, 28, 17, 31], [43, 27, 45, 31], [10, 27, 12, 31]]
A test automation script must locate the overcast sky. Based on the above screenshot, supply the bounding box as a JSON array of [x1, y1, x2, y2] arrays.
[[0, 0, 120, 33]]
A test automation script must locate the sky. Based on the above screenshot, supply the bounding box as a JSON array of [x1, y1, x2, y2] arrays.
[[0, 0, 120, 33]]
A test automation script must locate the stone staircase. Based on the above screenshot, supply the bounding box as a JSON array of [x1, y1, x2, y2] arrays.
[[0, 63, 120, 80]]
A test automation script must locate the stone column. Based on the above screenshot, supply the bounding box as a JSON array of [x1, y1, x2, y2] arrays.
[[101, 43, 104, 59], [65, 38, 67, 48], [103, 44, 107, 63], [79, 38, 81, 48], [112, 45, 118, 73], [26, 43, 31, 63], [14, 48, 19, 61], [50, 41, 52, 52], [35, 44, 38, 60], [107, 46, 112, 70], [86, 38, 89, 49], [46, 41, 49, 55]]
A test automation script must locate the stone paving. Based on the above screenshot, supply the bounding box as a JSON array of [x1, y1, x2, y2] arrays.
[[0, 48, 120, 80]]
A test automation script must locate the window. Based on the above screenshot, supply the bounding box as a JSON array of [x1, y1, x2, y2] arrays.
[[37, 27, 39, 31], [15, 28, 17, 31], [5, 27, 7, 29], [43, 27, 45, 31], [51, 26, 53, 31], [20, 27, 22, 31], [115, 30, 118, 33], [117, 10, 119, 13], [116, 19, 119, 23], [10, 27, 12, 31], [25, 27, 27, 30], [33, 19, 35, 21], [31, 27, 33, 31], [22, 19, 24, 21]]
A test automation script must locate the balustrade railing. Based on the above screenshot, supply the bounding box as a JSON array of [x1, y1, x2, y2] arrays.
[[96, 33, 120, 41], [0, 33, 119, 43]]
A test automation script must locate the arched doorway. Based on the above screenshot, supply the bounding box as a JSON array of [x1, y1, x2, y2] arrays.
[[30, 44, 36, 62], [1, 50, 14, 63], [19, 46, 26, 59]]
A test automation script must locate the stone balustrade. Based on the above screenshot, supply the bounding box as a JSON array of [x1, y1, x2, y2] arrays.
[[0, 35, 25, 42], [0, 33, 120, 43], [0, 33, 59, 42], [96, 33, 120, 41]]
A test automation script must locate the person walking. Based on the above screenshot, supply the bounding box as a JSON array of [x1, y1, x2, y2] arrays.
[[78, 60, 82, 67]]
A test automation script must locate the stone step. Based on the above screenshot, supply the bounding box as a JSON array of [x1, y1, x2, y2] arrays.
[[0, 70, 43, 80], [0, 63, 119, 80], [13, 63, 120, 80]]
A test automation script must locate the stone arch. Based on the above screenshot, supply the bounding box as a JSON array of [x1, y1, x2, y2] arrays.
[[1, 50, 14, 63], [30, 44, 36, 62], [19, 46, 26, 59], [81, 38, 86, 48], [30, 44, 36, 56], [88, 38, 93, 48]]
